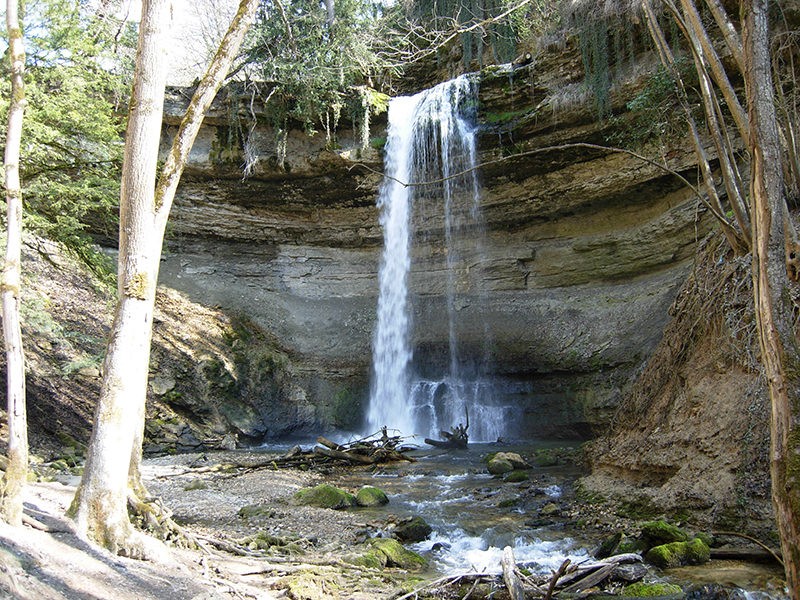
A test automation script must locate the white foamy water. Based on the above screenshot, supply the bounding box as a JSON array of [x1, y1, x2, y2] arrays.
[[367, 76, 511, 441], [414, 530, 589, 576]]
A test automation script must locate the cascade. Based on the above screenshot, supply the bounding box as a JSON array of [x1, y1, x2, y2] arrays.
[[367, 75, 509, 442]]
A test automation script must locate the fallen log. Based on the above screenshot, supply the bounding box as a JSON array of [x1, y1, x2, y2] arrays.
[[501, 546, 525, 600], [313, 446, 375, 464], [424, 437, 468, 449], [560, 563, 617, 594]]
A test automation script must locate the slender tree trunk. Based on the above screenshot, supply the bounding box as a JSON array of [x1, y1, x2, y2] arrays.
[[69, 0, 259, 554], [742, 0, 800, 595], [1, 0, 28, 527], [69, 0, 172, 556]]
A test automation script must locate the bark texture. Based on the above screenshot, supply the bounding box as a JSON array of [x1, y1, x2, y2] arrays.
[[1, 0, 28, 527], [70, 0, 259, 554], [69, 0, 172, 555], [743, 0, 800, 595]]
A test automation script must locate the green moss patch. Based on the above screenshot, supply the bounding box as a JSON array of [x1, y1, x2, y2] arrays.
[[369, 538, 427, 570], [355, 485, 389, 507], [622, 582, 683, 597], [293, 484, 357, 510]]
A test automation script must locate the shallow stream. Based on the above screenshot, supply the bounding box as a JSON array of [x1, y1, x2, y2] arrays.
[[263, 438, 786, 598]]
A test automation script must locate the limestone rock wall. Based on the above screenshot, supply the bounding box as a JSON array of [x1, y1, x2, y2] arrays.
[[157, 51, 714, 440]]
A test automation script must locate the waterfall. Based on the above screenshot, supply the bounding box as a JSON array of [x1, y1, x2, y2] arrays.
[[368, 75, 505, 442]]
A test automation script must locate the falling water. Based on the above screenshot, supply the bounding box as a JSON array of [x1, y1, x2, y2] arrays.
[[368, 75, 506, 442]]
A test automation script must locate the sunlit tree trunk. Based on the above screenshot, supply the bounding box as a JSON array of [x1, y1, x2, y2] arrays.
[[69, 0, 259, 555], [1, 0, 28, 527], [743, 0, 800, 595]]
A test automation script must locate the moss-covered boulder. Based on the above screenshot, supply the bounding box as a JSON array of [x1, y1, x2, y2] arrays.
[[486, 452, 531, 474], [621, 582, 683, 597], [344, 549, 388, 569], [645, 538, 710, 569], [293, 484, 357, 510], [394, 516, 432, 543], [487, 456, 514, 475], [369, 538, 427, 570], [640, 521, 688, 548], [356, 485, 389, 507], [505, 470, 530, 483]]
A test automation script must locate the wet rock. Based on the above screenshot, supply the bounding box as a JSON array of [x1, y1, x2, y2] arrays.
[[355, 485, 389, 507], [293, 484, 357, 510], [368, 538, 427, 570], [541, 502, 561, 517], [393, 516, 432, 543], [487, 456, 514, 475], [504, 470, 530, 483]]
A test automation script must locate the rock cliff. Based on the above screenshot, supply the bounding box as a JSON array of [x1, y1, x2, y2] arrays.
[[156, 43, 715, 440]]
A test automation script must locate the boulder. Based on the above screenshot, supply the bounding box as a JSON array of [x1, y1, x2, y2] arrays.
[[640, 521, 688, 548], [355, 485, 389, 507], [645, 538, 710, 569], [487, 456, 514, 475], [393, 516, 432, 543], [293, 484, 357, 510], [368, 538, 427, 570]]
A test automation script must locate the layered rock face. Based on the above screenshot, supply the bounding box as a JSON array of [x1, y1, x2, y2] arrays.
[[158, 49, 713, 439]]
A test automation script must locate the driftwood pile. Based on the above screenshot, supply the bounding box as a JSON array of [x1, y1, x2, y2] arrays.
[[209, 429, 416, 472], [397, 548, 646, 600]]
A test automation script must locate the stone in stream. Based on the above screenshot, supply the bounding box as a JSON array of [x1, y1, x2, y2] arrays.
[[393, 516, 433, 543]]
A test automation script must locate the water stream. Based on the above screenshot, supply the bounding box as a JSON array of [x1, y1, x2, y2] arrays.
[[367, 75, 506, 442]]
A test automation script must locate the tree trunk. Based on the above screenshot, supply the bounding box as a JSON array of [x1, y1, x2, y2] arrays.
[[742, 0, 800, 595], [69, 0, 259, 555], [1, 0, 28, 527], [69, 0, 171, 556]]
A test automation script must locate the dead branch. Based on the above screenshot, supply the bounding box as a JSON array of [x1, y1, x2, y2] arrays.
[[501, 546, 525, 600]]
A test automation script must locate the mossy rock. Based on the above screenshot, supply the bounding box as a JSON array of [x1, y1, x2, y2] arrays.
[[640, 521, 688, 548], [238, 503, 275, 519], [369, 538, 427, 570], [487, 457, 514, 475], [240, 532, 306, 555], [356, 485, 389, 507], [344, 549, 387, 569], [505, 470, 529, 483], [621, 582, 683, 597], [645, 538, 710, 569], [293, 484, 356, 510], [394, 516, 432, 543], [684, 537, 711, 564]]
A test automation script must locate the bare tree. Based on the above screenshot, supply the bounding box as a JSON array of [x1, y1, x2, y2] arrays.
[[68, 0, 259, 555], [0, 0, 28, 527], [743, 0, 800, 593]]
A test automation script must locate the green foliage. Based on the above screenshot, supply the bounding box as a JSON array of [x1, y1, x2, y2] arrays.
[[245, 0, 389, 147], [606, 59, 696, 148], [0, 0, 129, 283]]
